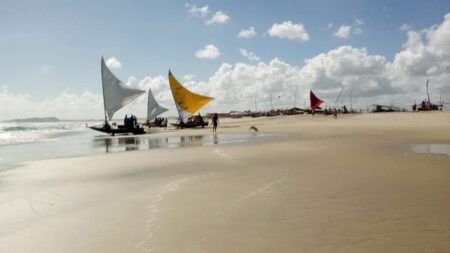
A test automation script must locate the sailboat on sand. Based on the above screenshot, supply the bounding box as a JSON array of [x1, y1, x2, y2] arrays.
[[168, 71, 213, 128], [145, 89, 168, 127], [414, 80, 444, 111], [310, 90, 324, 114], [90, 57, 146, 135]]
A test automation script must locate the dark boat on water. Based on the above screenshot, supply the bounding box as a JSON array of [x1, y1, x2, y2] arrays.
[[144, 118, 168, 128], [89, 58, 146, 136], [171, 115, 209, 129], [90, 124, 145, 136]]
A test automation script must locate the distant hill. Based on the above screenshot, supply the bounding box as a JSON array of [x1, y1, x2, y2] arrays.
[[3, 117, 60, 123]]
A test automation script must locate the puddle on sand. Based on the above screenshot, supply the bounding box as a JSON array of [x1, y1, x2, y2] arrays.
[[409, 144, 450, 156], [93, 133, 272, 154]]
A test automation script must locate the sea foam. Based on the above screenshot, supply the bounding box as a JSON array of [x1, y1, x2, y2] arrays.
[[0, 121, 94, 146]]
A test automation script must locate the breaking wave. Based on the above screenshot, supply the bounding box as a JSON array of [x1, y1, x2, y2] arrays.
[[0, 121, 95, 146]]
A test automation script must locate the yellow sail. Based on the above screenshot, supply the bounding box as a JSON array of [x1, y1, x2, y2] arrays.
[[169, 71, 213, 119]]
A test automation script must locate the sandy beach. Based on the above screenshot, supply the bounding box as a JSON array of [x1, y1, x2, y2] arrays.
[[1, 112, 450, 252]]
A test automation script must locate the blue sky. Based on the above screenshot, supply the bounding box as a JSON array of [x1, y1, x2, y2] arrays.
[[1, 0, 450, 119], [2, 0, 448, 96]]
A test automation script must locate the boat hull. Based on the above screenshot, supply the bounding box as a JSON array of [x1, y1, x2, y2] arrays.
[[142, 121, 167, 128], [89, 126, 145, 136], [170, 122, 208, 129]]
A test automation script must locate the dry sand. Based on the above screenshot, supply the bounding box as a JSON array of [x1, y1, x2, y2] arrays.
[[1, 112, 450, 252]]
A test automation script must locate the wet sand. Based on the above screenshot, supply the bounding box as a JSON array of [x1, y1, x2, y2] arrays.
[[1, 112, 450, 252]]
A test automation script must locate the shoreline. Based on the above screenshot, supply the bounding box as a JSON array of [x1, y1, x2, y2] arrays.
[[0, 131, 281, 172]]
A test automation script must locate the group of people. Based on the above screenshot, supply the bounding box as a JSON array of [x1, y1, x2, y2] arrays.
[[153, 117, 168, 127], [124, 114, 139, 129], [123, 113, 219, 131]]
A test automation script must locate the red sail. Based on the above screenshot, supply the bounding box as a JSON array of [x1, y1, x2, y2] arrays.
[[310, 90, 324, 110]]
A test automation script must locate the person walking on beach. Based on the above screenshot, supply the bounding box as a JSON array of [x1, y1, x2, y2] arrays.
[[212, 113, 219, 132], [333, 108, 338, 119]]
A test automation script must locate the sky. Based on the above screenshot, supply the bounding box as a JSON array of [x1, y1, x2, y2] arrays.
[[1, 0, 450, 120]]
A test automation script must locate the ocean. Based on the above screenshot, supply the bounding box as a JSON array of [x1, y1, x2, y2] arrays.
[[0, 120, 266, 170], [0, 121, 94, 146], [0, 120, 102, 169]]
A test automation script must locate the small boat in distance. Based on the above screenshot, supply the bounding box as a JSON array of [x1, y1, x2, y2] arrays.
[[90, 58, 146, 135], [168, 71, 213, 128], [310, 90, 324, 114], [413, 80, 444, 111], [145, 89, 168, 127]]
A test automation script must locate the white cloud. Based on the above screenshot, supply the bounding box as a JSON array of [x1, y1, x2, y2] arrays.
[[389, 13, 450, 95], [267, 21, 310, 42], [400, 23, 413, 31], [126, 76, 137, 86], [3, 13, 450, 120], [205, 11, 449, 109], [300, 46, 392, 97], [238, 27, 256, 38], [205, 11, 230, 25], [186, 4, 229, 26], [195, 44, 221, 59], [353, 27, 363, 35], [186, 3, 209, 18], [334, 25, 351, 39], [187, 59, 306, 111], [0, 90, 104, 120], [183, 74, 196, 81], [334, 18, 364, 39], [427, 13, 450, 52], [41, 65, 51, 74], [239, 49, 260, 62], [328, 23, 334, 28], [105, 57, 122, 69], [354, 18, 364, 26]]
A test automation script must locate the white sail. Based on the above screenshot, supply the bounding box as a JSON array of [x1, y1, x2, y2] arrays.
[[101, 58, 145, 120], [147, 90, 168, 122]]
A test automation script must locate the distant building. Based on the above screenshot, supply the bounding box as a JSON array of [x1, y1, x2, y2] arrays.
[[283, 107, 304, 115]]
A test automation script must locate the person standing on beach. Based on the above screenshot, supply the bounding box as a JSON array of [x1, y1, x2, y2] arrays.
[[212, 113, 219, 132]]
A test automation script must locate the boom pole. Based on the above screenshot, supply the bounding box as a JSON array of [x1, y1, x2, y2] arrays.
[[270, 95, 273, 110], [334, 86, 345, 107], [349, 89, 353, 111], [294, 86, 298, 108]]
